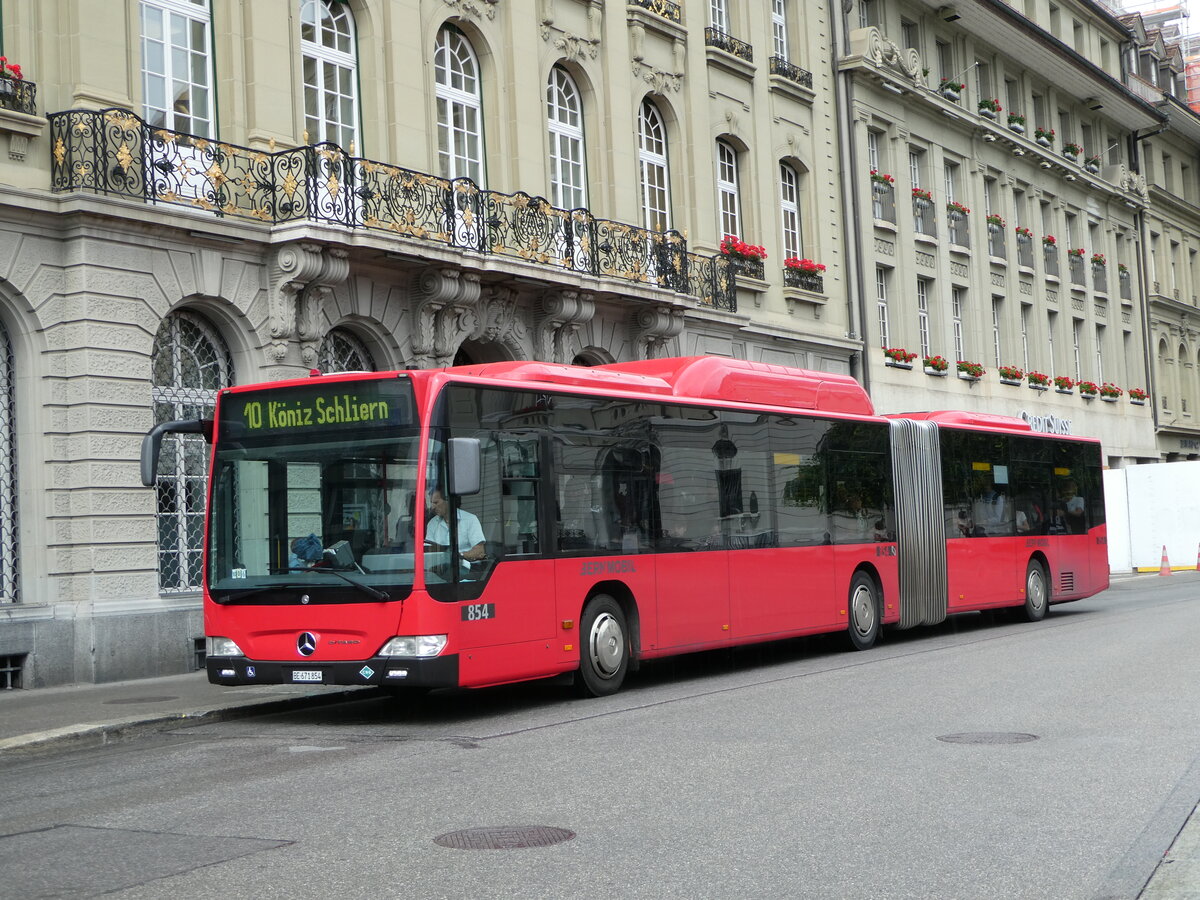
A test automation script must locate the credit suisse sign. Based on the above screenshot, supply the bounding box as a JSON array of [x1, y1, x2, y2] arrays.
[[1020, 410, 1073, 435]]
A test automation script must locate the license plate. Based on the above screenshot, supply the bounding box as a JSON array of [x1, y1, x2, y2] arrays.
[[291, 669, 323, 683]]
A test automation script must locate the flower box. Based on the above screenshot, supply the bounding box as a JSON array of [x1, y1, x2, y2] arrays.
[[883, 347, 918, 365], [886, 360, 914, 370], [1000, 377, 1022, 386], [1030, 383, 1049, 392], [1055, 388, 1074, 395], [1100, 395, 1117, 403], [1130, 398, 1146, 406], [925, 367, 948, 377]]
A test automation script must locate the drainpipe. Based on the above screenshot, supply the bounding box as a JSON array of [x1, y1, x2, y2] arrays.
[[829, 0, 868, 392], [1130, 123, 1170, 449]]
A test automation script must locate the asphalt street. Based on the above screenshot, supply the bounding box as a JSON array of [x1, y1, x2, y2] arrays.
[[1, 574, 1199, 899]]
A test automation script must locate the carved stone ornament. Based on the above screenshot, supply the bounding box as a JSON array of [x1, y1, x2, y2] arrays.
[[268, 242, 336, 365], [629, 305, 684, 360], [472, 285, 528, 350], [443, 0, 498, 21], [536, 290, 595, 363], [553, 33, 600, 62], [410, 268, 483, 368], [852, 26, 924, 86], [631, 61, 683, 93]]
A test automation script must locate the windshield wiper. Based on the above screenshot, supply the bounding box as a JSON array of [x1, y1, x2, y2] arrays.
[[216, 567, 389, 603]]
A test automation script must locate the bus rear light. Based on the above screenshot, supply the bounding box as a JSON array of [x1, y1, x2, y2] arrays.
[[378, 635, 447, 658], [207, 637, 244, 657]]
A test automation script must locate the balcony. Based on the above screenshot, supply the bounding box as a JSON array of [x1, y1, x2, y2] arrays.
[[48, 107, 734, 311], [913, 197, 937, 238], [1119, 269, 1132, 301], [987, 226, 1006, 260], [769, 56, 812, 89], [947, 211, 970, 248], [783, 268, 824, 293], [872, 183, 896, 225], [1069, 254, 1086, 286], [705, 28, 753, 63], [1016, 235, 1035, 269], [1044, 246, 1059, 278], [1092, 265, 1108, 294], [626, 0, 681, 24], [0, 75, 36, 116]]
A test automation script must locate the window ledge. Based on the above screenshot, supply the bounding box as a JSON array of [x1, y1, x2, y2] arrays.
[[705, 45, 756, 80], [768, 74, 815, 105]]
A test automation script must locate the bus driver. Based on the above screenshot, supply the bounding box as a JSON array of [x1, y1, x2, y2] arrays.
[[425, 488, 486, 567]]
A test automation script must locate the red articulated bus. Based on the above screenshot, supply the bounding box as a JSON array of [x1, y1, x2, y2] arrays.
[[142, 356, 1109, 697]]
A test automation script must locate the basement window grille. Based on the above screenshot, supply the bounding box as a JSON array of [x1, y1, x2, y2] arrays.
[[0, 653, 27, 689]]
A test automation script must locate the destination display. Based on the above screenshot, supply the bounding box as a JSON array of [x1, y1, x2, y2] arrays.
[[219, 378, 414, 437]]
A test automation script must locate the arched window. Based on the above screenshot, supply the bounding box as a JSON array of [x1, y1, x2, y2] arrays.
[[140, 0, 214, 136], [300, 0, 360, 149], [0, 322, 18, 604], [151, 311, 233, 592], [548, 66, 587, 210], [638, 100, 671, 232], [780, 163, 803, 260], [1158, 338, 1171, 411], [318, 328, 376, 372], [716, 139, 741, 240], [435, 25, 484, 184]]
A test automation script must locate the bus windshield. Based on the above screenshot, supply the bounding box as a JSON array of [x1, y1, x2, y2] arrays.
[[207, 378, 420, 602]]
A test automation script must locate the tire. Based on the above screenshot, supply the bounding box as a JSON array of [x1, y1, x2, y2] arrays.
[[1021, 559, 1049, 622], [847, 571, 880, 651], [574, 594, 629, 697]]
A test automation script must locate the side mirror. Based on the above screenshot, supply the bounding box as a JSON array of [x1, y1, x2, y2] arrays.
[[447, 437, 481, 496], [140, 419, 213, 487]]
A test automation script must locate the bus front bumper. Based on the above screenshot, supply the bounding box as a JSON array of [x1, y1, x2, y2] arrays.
[[205, 654, 459, 688]]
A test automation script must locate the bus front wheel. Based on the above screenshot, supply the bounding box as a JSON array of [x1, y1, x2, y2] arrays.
[[574, 594, 629, 697], [1021, 560, 1049, 622], [847, 571, 880, 651]]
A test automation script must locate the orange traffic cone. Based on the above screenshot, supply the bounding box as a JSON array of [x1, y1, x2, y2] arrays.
[[1160, 545, 1172, 576], [1195, 542, 1200, 572]]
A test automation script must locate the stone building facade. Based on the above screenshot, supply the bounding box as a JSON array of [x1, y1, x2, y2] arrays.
[[1, 0, 1198, 688], [0, 0, 850, 686]]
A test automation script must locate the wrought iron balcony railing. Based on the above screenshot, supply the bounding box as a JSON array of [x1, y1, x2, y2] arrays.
[[1069, 254, 1086, 286], [871, 182, 896, 224], [0, 76, 36, 116], [627, 0, 682, 23], [48, 108, 734, 311], [1044, 246, 1059, 277], [783, 268, 824, 293], [769, 57, 812, 88], [947, 211, 970, 248], [1092, 265, 1108, 294], [1016, 235, 1035, 269], [705, 28, 754, 63], [1119, 270, 1132, 301], [913, 198, 937, 238]]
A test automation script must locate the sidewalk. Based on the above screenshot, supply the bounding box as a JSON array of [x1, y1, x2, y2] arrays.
[[0, 670, 369, 757]]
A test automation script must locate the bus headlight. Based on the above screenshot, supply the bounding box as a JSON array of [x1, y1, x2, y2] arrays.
[[206, 636, 244, 657], [378, 635, 447, 658]]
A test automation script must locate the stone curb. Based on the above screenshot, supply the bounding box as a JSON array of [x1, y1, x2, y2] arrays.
[[0, 688, 372, 759]]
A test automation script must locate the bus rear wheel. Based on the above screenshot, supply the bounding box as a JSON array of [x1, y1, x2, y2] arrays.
[[1021, 559, 1049, 622], [574, 594, 629, 697], [847, 571, 880, 651]]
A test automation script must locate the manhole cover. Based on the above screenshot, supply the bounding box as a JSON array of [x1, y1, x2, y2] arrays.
[[937, 732, 1039, 745], [433, 826, 575, 850], [102, 696, 180, 705]]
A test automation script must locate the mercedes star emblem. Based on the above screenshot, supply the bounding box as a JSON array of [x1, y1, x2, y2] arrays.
[[297, 632, 317, 656]]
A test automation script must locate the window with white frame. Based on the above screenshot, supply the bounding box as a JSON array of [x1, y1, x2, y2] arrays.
[[710, 0, 729, 32], [435, 25, 484, 184], [717, 140, 741, 240], [917, 278, 931, 358], [1048, 310, 1058, 372], [867, 131, 880, 172], [140, 0, 214, 136], [1080, 316, 1089, 381], [300, 0, 360, 149], [860, 0, 878, 29], [638, 100, 671, 232], [1094, 325, 1105, 382], [952, 287, 965, 361], [548, 66, 587, 210], [772, 0, 789, 59], [152, 310, 233, 593], [992, 297, 1003, 367], [780, 163, 803, 261], [909, 149, 923, 190], [876, 267, 891, 348], [1021, 303, 1031, 371], [943, 161, 958, 202]]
